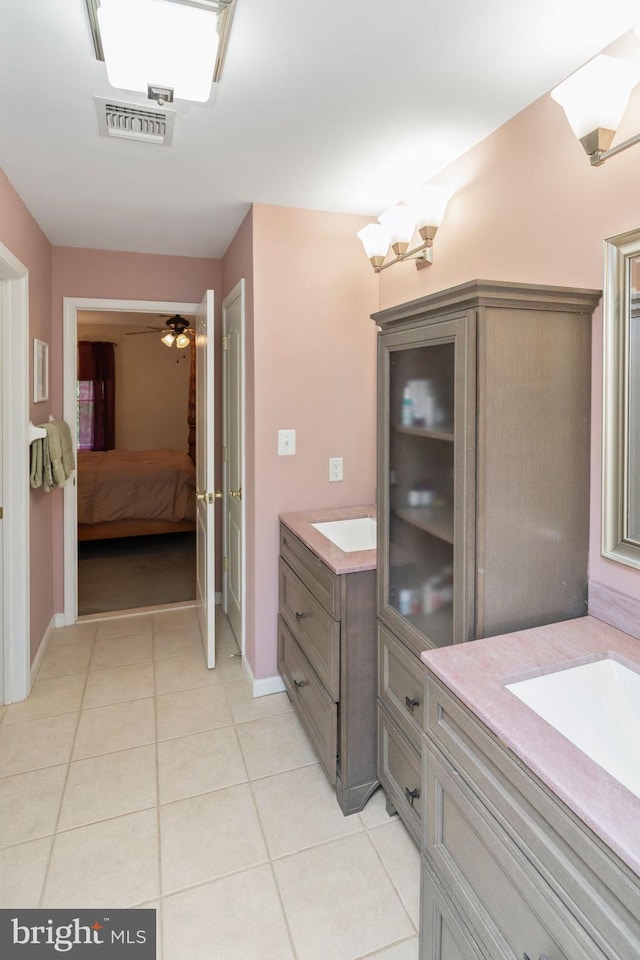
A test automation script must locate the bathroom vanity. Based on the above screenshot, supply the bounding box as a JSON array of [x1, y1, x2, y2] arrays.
[[419, 616, 640, 960], [278, 506, 378, 815]]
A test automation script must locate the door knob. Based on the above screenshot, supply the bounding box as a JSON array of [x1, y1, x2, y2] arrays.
[[213, 490, 223, 500], [230, 488, 242, 500], [196, 491, 206, 501]]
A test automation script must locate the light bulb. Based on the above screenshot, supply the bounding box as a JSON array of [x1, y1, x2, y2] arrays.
[[175, 333, 191, 349], [161, 332, 175, 347]]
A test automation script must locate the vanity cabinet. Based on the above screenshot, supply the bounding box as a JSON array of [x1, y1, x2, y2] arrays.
[[373, 280, 601, 842], [420, 672, 640, 960], [277, 523, 378, 815]]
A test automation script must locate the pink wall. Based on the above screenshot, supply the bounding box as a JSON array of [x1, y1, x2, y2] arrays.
[[0, 168, 55, 658], [248, 204, 379, 679], [51, 246, 221, 609], [377, 48, 640, 603]]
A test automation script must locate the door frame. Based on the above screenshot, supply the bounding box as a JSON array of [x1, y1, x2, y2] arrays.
[[62, 296, 200, 624], [221, 280, 246, 656], [0, 242, 30, 703]]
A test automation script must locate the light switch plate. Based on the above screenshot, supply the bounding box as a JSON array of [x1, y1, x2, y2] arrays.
[[278, 429, 296, 456]]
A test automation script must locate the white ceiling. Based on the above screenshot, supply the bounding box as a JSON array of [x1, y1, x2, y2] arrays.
[[1, 0, 640, 259]]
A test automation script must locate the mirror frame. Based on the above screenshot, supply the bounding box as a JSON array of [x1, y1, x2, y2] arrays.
[[602, 226, 640, 569]]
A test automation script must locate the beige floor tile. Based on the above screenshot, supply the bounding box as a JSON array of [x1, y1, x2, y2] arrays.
[[96, 615, 153, 641], [0, 705, 5, 725], [44, 809, 159, 907], [3, 674, 86, 724], [369, 821, 421, 928], [160, 783, 268, 893], [224, 678, 293, 724], [0, 765, 68, 848], [361, 937, 420, 959], [50, 622, 97, 647], [359, 786, 399, 830], [0, 837, 53, 908], [217, 655, 245, 681], [38, 643, 93, 680], [83, 661, 154, 708], [58, 744, 157, 829], [153, 606, 198, 631], [154, 653, 221, 695], [154, 627, 202, 660], [158, 726, 247, 804], [91, 633, 154, 669], [0, 713, 78, 776], [73, 697, 156, 759], [252, 763, 363, 858], [235, 711, 318, 779], [273, 833, 414, 960], [162, 864, 295, 960], [156, 683, 232, 741]]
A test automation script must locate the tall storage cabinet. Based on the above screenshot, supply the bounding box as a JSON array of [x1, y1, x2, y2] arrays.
[[373, 279, 600, 843]]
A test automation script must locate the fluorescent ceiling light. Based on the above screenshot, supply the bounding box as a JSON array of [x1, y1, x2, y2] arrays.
[[87, 0, 235, 102]]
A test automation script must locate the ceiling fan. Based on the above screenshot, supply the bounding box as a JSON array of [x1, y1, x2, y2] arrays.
[[159, 314, 195, 349]]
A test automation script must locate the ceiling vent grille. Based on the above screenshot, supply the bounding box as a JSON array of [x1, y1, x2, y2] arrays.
[[94, 97, 175, 146]]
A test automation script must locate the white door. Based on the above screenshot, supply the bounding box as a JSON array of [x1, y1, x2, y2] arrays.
[[195, 289, 217, 668], [222, 281, 244, 648]]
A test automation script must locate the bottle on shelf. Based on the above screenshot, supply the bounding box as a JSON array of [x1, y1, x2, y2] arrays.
[[401, 386, 414, 426]]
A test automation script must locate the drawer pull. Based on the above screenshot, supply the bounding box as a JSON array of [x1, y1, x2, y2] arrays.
[[293, 679, 306, 689], [404, 695, 420, 712], [404, 786, 420, 807], [295, 611, 308, 622]]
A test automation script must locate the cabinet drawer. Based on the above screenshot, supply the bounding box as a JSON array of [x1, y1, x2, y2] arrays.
[[421, 857, 493, 960], [279, 558, 340, 700], [378, 704, 422, 845], [278, 616, 337, 783], [280, 525, 340, 618], [425, 675, 640, 960], [424, 741, 606, 960], [378, 623, 425, 744]]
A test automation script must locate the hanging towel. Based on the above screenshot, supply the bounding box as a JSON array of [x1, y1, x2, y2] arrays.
[[30, 420, 76, 492], [29, 438, 44, 489]]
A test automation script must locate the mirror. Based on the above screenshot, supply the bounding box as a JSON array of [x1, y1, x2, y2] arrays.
[[602, 227, 640, 568]]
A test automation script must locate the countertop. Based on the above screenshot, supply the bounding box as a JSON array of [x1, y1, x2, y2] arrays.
[[421, 616, 640, 876], [279, 505, 376, 575]]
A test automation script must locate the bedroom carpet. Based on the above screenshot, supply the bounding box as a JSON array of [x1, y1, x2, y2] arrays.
[[78, 532, 196, 615]]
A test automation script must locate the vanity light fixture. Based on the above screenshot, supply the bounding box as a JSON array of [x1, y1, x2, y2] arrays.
[[85, 0, 236, 104], [357, 185, 454, 273], [551, 52, 640, 166]]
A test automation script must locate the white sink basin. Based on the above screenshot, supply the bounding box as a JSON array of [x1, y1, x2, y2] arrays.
[[312, 517, 376, 553], [506, 657, 640, 799]]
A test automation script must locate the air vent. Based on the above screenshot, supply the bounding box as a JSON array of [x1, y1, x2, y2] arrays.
[[94, 97, 175, 146]]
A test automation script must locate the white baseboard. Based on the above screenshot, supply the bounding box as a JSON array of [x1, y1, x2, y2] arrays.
[[30, 615, 58, 690], [241, 656, 286, 698]]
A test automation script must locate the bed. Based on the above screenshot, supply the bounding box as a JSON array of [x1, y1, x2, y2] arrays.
[[77, 449, 197, 541]]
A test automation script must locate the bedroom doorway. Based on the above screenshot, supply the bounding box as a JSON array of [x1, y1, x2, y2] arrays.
[[62, 297, 215, 636]]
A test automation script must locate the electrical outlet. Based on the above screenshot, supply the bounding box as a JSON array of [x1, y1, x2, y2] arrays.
[[278, 429, 296, 456], [329, 457, 343, 482]]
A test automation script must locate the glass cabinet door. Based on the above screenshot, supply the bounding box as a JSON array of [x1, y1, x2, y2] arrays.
[[379, 316, 472, 651]]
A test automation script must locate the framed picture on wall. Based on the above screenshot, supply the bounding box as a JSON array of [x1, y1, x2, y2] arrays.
[[33, 338, 49, 402]]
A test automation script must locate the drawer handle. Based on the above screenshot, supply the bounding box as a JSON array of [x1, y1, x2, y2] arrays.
[[404, 786, 420, 807], [295, 611, 308, 622], [294, 679, 306, 689], [404, 695, 420, 712]]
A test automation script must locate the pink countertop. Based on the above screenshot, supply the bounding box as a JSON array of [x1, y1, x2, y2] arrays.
[[279, 505, 376, 575], [421, 616, 640, 876]]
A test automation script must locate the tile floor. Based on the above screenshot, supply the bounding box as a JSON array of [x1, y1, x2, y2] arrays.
[[0, 604, 420, 959]]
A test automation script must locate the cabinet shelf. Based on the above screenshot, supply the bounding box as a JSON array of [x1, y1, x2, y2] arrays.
[[393, 506, 454, 544], [394, 424, 454, 443]]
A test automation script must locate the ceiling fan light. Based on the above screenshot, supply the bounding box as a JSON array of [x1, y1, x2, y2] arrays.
[[97, 0, 220, 103], [161, 331, 176, 347], [175, 333, 191, 349]]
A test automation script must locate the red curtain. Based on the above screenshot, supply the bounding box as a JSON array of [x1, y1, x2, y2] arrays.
[[77, 341, 116, 451]]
